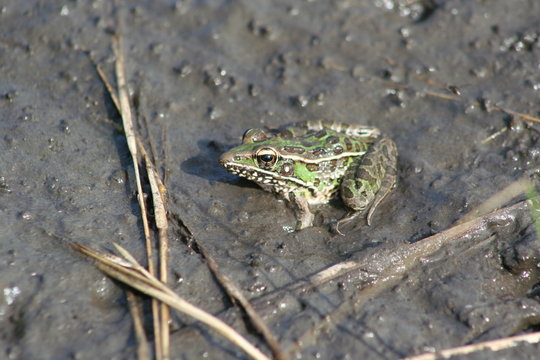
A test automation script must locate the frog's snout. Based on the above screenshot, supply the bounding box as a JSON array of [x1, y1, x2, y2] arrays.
[[219, 152, 233, 166]]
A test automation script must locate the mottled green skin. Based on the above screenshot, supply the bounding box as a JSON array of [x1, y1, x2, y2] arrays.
[[220, 120, 397, 231]]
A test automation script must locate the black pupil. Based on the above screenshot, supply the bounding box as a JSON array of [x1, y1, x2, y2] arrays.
[[260, 154, 274, 163]]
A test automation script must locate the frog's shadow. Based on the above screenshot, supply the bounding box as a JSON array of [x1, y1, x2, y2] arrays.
[[180, 139, 259, 189]]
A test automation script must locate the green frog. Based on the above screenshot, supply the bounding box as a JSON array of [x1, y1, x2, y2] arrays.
[[219, 120, 397, 232]]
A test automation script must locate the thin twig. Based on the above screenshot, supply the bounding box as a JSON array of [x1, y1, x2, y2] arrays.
[[481, 126, 507, 144], [421, 88, 540, 124], [456, 176, 534, 224], [95, 62, 121, 111], [138, 138, 171, 359], [126, 291, 151, 360], [90, 37, 154, 360], [423, 89, 462, 102], [93, 31, 171, 360], [401, 331, 540, 360], [161, 125, 170, 185], [72, 243, 270, 360], [197, 242, 288, 360], [493, 105, 540, 124], [112, 34, 162, 360]]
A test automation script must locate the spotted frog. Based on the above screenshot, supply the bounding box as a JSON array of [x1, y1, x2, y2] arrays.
[[219, 120, 397, 232]]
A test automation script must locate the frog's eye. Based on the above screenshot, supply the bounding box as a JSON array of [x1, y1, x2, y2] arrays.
[[242, 129, 255, 143], [242, 128, 269, 144], [255, 148, 278, 169]]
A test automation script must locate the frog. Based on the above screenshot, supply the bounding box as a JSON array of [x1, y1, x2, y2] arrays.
[[219, 120, 397, 233]]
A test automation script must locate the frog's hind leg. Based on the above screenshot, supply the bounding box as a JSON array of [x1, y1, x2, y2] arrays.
[[336, 137, 397, 232]]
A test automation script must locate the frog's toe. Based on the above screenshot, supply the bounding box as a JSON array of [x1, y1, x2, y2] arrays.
[[366, 206, 376, 226], [330, 222, 346, 236], [332, 211, 361, 235]]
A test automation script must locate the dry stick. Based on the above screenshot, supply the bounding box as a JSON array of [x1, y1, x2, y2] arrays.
[[99, 44, 247, 359], [161, 125, 169, 185], [112, 35, 163, 360], [493, 105, 540, 124], [93, 51, 157, 360], [126, 291, 151, 360], [95, 63, 121, 110], [72, 243, 270, 360], [456, 176, 534, 224], [401, 331, 540, 360], [481, 127, 507, 144], [421, 87, 540, 124], [283, 198, 533, 357], [197, 242, 288, 360], [423, 89, 462, 102], [97, 56, 166, 358], [91, 54, 154, 359], [138, 138, 171, 359]]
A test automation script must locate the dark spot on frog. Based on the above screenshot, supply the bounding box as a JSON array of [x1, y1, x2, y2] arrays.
[[314, 130, 327, 138], [380, 139, 396, 159], [311, 147, 327, 156], [280, 162, 295, 176], [333, 145, 343, 155], [344, 137, 353, 151], [362, 157, 373, 167], [306, 163, 319, 172], [341, 186, 354, 199], [280, 129, 294, 138], [283, 146, 306, 154], [327, 136, 339, 144], [356, 170, 377, 186]]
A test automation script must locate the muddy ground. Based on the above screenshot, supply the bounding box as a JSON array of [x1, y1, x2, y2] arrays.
[[1, 0, 540, 359]]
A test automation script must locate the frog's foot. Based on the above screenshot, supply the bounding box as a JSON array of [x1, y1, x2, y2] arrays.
[[288, 192, 315, 230], [332, 211, 361, 235], [295, 212, 315, 231]]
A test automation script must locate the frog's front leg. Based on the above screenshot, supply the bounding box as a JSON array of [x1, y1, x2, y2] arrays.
[[337, 137, 397, 232], [287, 191, 315, 230]]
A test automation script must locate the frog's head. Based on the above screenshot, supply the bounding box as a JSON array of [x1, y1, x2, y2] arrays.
[[220, 136, 283, 175], [219, 128, 303, 190], [220, 144, 281, 173]]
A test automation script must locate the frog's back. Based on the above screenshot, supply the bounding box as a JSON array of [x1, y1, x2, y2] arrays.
[[290, 120, 381, 140]]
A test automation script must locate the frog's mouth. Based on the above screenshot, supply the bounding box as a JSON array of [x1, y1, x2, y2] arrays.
[[220, 160, 279, 183], [220, 159, 319, 195]]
